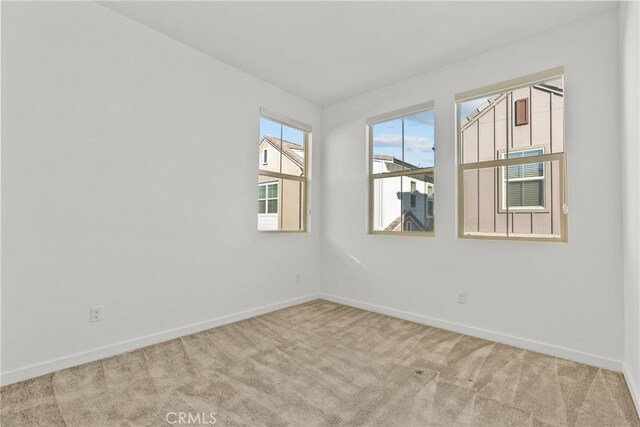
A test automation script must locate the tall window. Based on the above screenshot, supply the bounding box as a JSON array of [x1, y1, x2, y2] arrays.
[[258, 112, 309, 231], [456, 68, 567, 241], [368, 103, 435, 235]]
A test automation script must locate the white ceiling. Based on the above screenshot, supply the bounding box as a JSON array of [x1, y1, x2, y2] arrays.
[[101, 1, 617, 106]]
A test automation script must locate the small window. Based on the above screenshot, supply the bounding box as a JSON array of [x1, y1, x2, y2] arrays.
[[258, 182, 278, 214], [258, 114, 309, 231], [456, 69, 567, 241], [515, 98, 529, 126], [498, 147, 548, 212], [368, 103, 435, 235]]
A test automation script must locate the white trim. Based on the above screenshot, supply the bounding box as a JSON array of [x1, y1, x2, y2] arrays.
[[260, 108, 311, 132], [0, 293, 321, 387], [366, 100, 434, 125], [623, 362, 640, 418], [455, 66, 564, 102], [318, 293, 623, 372]]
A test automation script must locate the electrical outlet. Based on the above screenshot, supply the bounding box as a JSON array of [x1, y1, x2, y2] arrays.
[[457, 291, 467, 305], [295, 273, 301, 283], [90, 305, 103, 322]]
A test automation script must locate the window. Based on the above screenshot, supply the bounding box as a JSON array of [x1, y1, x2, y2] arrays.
[[456, 68, 567, 241], [368, 102, 435, 235], [258, 112, 309, 231], [498, 147, 548, 212], [258, 182, 278, 214]]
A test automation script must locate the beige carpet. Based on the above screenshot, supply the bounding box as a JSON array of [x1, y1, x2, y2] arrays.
[[2, 300, 639, 426]]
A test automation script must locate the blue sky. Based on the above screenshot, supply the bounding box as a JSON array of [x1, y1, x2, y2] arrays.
[[261, 101, 486, 168], [372, 109, 434, 168], [458, 96, 490, 122], [260, 117, 305, 146]]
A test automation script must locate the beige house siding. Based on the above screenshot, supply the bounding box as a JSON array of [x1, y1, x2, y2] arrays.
[[461, 84, 563, 237]]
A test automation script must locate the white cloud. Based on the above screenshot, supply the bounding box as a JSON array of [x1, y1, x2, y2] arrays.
[[373, 134, 432, 152]]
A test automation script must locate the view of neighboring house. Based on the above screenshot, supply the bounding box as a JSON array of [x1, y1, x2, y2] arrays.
[[460, 78, 564, 237], [372, 155, 434, 232], [258, 135, 305, 230]]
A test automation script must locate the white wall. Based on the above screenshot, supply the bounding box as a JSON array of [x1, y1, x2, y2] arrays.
[[620, 0, 640, 411], [321, 10, 624, 369], [1, 2, 322, 383], [1, 1, 634, 393]]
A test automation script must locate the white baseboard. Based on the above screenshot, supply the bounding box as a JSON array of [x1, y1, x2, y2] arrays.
[[623, 362, 640, 417], [318, 293, 623, 372], [1, 293, 321, 387]]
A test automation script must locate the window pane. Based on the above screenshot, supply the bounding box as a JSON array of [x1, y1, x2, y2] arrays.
[[401, 173, 434, 232], [521, 162, 543, 178], [267, 183, 278, 198], [459, 95, 502, 164], [459, 76, 564, 166], [509, 160, 561, 238], [462, 167, 508, 237], [372, 176, 402, 231], [258, 176, 279, 230], [267, 199, 278, 214], [259, 117, 282, 172], [371, 117, 403, 173], [403, 109, 435, 169], [502, 160, 546, 209], [280, 179, 305, 231], [258, 176, 305, 231], [521, 180, 544, 206], [463, 160, 561, 238], [281, 124, 306, 177]]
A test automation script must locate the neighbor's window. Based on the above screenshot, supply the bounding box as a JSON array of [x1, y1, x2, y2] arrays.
[[456, 69, 567, 241], [258, 113, 309, 231], [498, 147, 548, 212], [367, 103, 435, 235], [258, 182, 278, 214]]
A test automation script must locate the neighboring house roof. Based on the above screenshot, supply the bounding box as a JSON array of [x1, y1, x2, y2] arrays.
[[261, 135, 304, 168], [460, 93, 506, 129], [461, 83, 564, 130], [384, 210, 427, 232], [373, 155, 435, 181], [372, 154, 420, 170]]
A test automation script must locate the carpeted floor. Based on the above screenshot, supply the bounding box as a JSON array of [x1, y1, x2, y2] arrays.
[[2, 300, 639, 426]]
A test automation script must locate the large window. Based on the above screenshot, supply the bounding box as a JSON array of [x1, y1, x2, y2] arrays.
[[258, 111, 309, 231], [367, 103, 435, 235], [456, 68, 567, 241]]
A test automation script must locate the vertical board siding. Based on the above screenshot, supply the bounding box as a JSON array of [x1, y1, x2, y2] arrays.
[[461, 86, 563, 237]]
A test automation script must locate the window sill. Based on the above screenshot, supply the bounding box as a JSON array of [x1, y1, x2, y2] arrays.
[[460, 232, 565, 243], [369, 230, 435, 237]]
